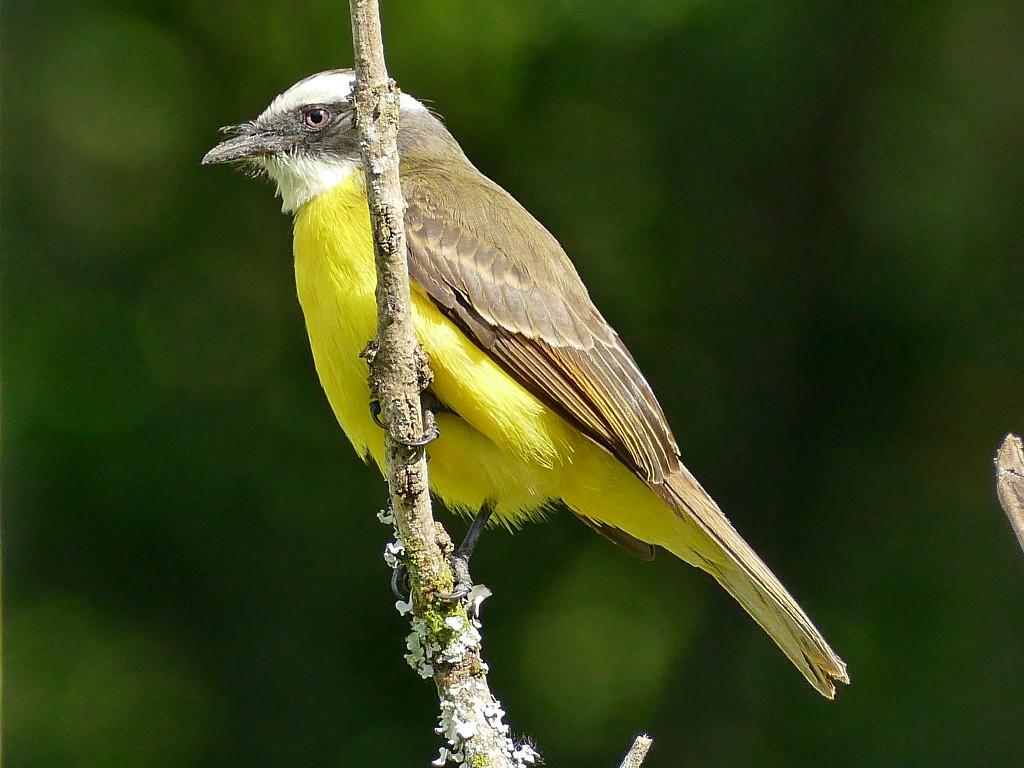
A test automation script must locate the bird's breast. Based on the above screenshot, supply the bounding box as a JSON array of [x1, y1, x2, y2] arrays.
[[291, 173, 581, 519], [293, 172, 383, 460]]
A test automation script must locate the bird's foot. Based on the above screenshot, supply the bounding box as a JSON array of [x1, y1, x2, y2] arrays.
[[389, 554, 491, 618], [438, 555, 492, 619], [368, 398, 440, 448], [437, 552, 474, 600], [389, 505, 495, 618]]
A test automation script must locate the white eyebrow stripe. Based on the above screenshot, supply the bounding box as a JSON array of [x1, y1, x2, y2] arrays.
[[260, 70, 426, 122]]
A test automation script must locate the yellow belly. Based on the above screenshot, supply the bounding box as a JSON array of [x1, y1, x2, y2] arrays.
[[292, 173, 682, 545]]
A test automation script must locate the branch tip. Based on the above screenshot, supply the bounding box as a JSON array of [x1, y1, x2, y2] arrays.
[[995, 433, 1024, 555]]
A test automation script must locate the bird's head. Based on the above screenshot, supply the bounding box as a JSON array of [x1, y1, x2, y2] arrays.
[[202, 69, 429, 213]]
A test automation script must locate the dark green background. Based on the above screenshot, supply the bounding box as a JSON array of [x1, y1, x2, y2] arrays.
[[4, 1, 1023, 766]]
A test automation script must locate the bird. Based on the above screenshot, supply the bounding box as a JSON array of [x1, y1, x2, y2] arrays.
[[203, 69, 849, 698]]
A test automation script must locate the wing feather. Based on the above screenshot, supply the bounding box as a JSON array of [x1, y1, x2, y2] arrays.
[[404, 166, 679, 482]]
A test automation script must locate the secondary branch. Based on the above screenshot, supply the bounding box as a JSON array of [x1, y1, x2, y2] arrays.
[[995, 433, 1024, 554]]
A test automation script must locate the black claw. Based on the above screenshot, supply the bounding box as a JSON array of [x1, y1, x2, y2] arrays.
[[402, 425, 440, 448], [368, 399, 440, 448], [391, 563, 410, 600], [369, 400, 387, 430]]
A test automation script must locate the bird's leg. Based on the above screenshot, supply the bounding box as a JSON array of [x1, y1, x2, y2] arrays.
[[438, 503, 495, 601], [391, 503, 496, 614]]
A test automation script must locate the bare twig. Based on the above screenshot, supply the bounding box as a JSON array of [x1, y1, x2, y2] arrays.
[[617, 734, 654, 768], [995, 433, 1024, 554], [349, 2, 537, 765]]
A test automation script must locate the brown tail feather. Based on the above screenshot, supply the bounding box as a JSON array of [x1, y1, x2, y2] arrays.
[[651, 465, 849, 698]]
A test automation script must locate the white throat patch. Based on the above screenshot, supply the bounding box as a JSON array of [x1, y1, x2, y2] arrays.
[[256, 70, 426, 213], [263, 153, 359, 214]]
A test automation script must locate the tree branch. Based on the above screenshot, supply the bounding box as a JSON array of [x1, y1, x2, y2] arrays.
[[995, 433, 1024, 555], [348, 2, 538, 765], [617, 734, 654, 768], [349, 0, 443, 597]]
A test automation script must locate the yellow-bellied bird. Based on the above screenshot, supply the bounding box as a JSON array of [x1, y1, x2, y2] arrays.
[[203, 70, 848, 697]]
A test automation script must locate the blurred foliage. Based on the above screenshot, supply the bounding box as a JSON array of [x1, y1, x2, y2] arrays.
[[3, 1, 1024, 766]]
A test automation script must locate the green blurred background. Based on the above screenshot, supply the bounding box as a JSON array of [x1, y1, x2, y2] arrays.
[[4, 1, 1023, 765]]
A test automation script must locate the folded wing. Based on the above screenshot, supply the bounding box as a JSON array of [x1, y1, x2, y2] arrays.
[[403, 167, 679, 485]]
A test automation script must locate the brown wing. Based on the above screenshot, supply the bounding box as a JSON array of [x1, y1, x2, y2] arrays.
[[402, 165, 679, 484]]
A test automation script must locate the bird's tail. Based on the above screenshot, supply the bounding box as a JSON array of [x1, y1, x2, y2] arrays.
[[652, 466, 849, 698]]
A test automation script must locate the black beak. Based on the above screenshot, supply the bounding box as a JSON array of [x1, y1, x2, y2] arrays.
[[201, 126, 293, 165]]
